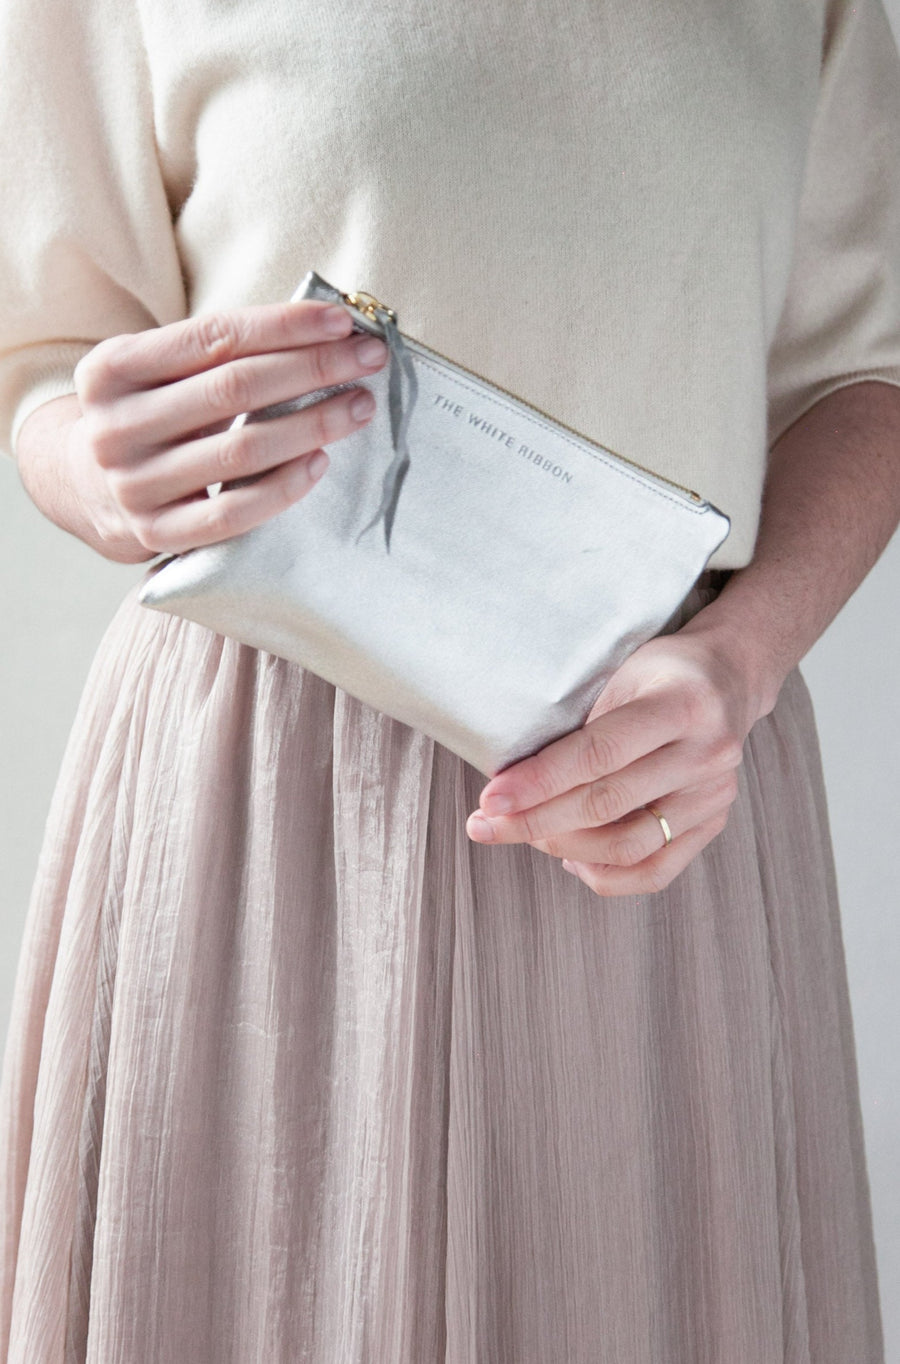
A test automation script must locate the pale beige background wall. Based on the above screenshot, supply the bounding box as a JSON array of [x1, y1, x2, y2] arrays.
[[2, 7, 900, 1354]]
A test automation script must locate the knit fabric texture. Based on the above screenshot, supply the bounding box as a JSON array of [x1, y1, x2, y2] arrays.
[[2, 0, 900, 566]]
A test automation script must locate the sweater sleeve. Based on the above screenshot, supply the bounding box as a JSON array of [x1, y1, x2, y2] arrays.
[[765, 0, 900, 450], [0, 0, 188, 462]]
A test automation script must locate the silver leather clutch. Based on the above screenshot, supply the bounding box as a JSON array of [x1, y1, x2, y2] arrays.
[[138, 269, 731, 776]]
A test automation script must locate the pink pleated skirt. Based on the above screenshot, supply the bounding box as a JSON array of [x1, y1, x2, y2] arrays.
[[0, 572, 884, 1362]]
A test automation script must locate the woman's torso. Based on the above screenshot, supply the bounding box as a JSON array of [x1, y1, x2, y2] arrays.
[[138, 0, 826, 567]]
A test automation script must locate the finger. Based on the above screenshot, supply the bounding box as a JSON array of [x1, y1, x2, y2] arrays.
[[110, 386, 377, 511], [94, 331, 388, 459], [74, 300, 358, 399], [126, 449, 329, 555], [527, 771, 738, 865], [563, 811, 730, 899], [477, 690, 690, 818], [466, 739, 701, 846]]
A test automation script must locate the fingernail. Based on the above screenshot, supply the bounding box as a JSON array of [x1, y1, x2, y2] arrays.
[[480, 792, 514, 815], [355, 336, 388, 367], [321, 304, 352, 334], [562, 860, 577, 874], [350, 389, 376, 420], [308, 450, 329, 481], [466, 813, 496, 843]]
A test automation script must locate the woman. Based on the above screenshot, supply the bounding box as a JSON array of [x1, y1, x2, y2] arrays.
[[1, 0, 899, 1358]]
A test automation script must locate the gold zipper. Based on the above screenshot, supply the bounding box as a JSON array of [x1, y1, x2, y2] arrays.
[[339, 290, 703, 504]]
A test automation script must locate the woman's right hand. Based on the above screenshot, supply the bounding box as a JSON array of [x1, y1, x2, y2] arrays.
[[62, 299, 388, 562]]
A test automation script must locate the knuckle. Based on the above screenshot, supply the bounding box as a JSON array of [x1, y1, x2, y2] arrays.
[[268, 302, 298, 346], [683, 674, 721, 724], [201, 494, 239, 540], [129, 508, 165, 552], [709, 692, 735, 737], [679, 679, 714, 731], [674, 684, 705, 728], [106, 468, 143, 514], [72, 349, 94, 394], [706, 733, 744, 771], [311, 396, 345, 446], [194, 311, 241, 364], [679, 679, 741, 751], [274, 461, 307, 511], [582, 725, 621, 780], [206, 362, 252, 416], [578, 866, 604, 895], [214, 426, 254, 480], [605, 829, 647, 867], [74, 337, 125, 400], [517, 809, 545, 843], [585, 775, 630, 825], [306, 341, 334, 391], [83, 409, 127, 467], [73, 353, 101, 403], [524, 760, 564, 806]]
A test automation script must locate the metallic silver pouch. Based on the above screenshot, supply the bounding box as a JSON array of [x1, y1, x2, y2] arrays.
[[138, 269, 731, 776]]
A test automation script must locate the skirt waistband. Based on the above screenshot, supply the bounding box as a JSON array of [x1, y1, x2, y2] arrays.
[[696, 568, 734, 592], [657, 567, 735, 636]]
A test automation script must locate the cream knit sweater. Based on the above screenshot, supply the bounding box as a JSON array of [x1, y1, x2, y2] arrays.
[[3, 0, 900, 567]]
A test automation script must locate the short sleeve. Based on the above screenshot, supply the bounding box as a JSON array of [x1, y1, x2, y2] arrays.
[[0, 0, 188, 462], [766, 0, 900, 450]]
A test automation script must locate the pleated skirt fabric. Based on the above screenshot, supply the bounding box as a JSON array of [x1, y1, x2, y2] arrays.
[[0, 572, 884, 1364]]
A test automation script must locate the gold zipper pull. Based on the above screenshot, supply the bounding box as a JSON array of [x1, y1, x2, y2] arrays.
[[341, 289, 397, 323]]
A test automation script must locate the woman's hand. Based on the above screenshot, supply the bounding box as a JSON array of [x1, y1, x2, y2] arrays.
[[25, 300, 390, 563], [464, 622, 777, 897], [468, 378, 900, 899]]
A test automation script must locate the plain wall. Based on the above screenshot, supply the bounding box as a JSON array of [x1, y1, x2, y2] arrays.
[[2, 7, 900, 1353]]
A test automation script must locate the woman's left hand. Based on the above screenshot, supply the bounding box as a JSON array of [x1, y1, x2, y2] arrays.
[[464, 625, 777, 897]]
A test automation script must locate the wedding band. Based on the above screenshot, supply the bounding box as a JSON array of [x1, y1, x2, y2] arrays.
[[645, 804, 673, 847]]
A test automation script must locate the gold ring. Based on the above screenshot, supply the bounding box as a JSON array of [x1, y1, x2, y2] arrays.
[[645, 804, 673, 847]]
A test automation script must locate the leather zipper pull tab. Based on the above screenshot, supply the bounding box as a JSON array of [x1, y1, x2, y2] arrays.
[[350, 300, 418, 553]]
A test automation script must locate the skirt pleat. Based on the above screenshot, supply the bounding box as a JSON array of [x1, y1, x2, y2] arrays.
[[0, 575, 884, 1363]]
